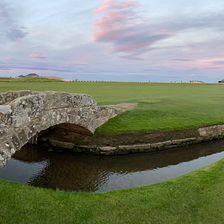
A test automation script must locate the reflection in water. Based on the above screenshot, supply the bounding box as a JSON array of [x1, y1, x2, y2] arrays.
[[0, 139, 224, 192]]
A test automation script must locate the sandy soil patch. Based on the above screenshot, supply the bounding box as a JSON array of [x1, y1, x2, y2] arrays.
[[107, 103, 138, 113]]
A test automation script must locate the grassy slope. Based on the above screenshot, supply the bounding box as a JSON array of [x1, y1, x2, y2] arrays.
[[1, 82, 224, 134], [1, 158, 224, 223]]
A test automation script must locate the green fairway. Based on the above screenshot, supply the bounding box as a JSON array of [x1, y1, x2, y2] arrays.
[[1, 81, 224, 223], [1, 158, 224, 224], [1, 81, 224, 135]]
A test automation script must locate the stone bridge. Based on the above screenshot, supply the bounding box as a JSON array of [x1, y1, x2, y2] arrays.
[[0, 90, 120, 169]]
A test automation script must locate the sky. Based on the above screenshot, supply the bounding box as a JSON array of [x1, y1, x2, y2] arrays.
[[1, 0, 224, 82]]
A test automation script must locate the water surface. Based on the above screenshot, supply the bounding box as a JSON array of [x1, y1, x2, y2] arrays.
[[1, 139, 224, 192]]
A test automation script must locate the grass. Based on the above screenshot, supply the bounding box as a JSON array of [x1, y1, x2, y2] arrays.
[[1, 81, 224, 223], [1, 158, 224, 223], [1, 81, 224, 135], [0, 77, 63, 82]]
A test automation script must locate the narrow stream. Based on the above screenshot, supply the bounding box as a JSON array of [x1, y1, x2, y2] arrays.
[[1, 139, 224, 192]]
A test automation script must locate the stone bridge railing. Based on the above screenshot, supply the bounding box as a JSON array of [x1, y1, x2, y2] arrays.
[[0, 90, 120, 169]]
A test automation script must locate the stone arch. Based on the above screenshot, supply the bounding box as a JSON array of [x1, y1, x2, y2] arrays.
[[0, 91, 120, 169]]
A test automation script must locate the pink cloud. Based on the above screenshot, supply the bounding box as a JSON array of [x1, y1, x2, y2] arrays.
[[29, 50, 47, 59], [94, 5, 112, 13], [117, 1, 139, 8], [92, 0, 172, 59], [93, 10, 134, 42], [115, 42, 154, 52], [5, 57, 10, 60], [94, 0, 139, 13]]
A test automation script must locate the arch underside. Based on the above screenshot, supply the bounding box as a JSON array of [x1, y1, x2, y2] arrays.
[[37, 123, 93, 146]]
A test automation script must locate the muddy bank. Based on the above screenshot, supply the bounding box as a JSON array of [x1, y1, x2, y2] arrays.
[[38, 123, 224, 155]]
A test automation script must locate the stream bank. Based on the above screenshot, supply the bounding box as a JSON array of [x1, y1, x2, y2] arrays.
[[39, 123, 224, 155]]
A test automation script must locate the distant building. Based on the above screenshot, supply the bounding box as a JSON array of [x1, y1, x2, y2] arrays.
[[218, 79, 224, 83], [189, 81, 204, 83], [64, 79, 73, 82]]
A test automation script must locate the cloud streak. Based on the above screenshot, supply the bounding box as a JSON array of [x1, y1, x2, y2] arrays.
[[92, 0, 172, 59], [169, 58, 195, 62], [0, 1, 27, 42], [165, 13, 224, 32], [29, 50, 47, 59], [212, 61, 224, 65], [0, 58, 88, 74]]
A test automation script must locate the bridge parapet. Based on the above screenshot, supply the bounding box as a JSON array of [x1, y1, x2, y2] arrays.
[[0, 90, 39, 105], [0, 91, 119, 169]]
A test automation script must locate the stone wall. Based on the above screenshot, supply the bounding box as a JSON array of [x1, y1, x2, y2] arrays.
[[46, 124, 224, 155]]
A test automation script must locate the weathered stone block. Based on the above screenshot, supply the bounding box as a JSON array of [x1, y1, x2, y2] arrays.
[[49, 139, 75, 149], [198, 125, 224, 137], [99, 146, 117, 152], [151, 142, 165, 149], [119, 143, 151, 152]]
